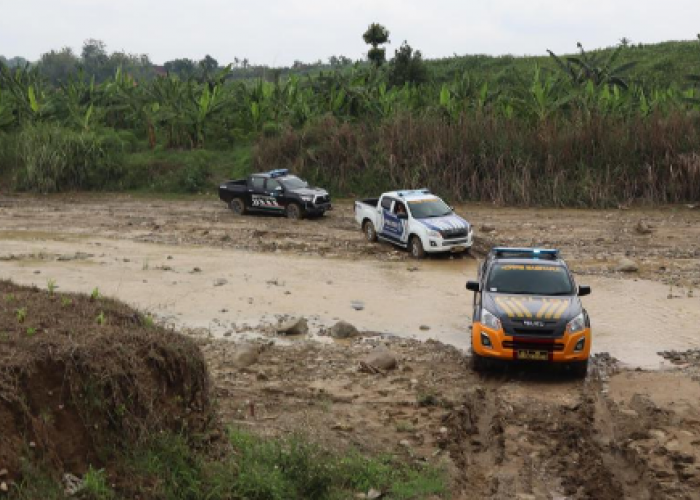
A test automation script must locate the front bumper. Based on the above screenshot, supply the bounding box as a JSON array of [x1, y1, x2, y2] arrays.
[[303, 202, 332, 213], [471, 322, 591, 362], [426, 231, 473, 253]]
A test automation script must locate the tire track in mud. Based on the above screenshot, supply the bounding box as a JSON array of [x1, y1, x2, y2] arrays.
[[441, 359, 688, 499]]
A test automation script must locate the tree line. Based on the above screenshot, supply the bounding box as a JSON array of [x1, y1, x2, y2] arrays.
[[1, 25, 699, 206]]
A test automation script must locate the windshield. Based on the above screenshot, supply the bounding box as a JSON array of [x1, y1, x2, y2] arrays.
[[486, 263, 574, 295], [408, 198, 452, 218], [280, 176, 308, 190]]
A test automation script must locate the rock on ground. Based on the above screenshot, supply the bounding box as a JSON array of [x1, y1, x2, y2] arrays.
[[231, 344, 263, 369], [616, 258, 639, 273], [331, 321, 359, 339], [635, 220, 654, 235], [276, 317, 309, 336], [361, 347, 398, 372]]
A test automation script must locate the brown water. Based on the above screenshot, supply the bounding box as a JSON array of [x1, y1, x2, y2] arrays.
[[1, 235, 699, 368]]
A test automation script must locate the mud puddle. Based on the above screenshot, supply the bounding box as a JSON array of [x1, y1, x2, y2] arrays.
[[1, 236, 700, 367]]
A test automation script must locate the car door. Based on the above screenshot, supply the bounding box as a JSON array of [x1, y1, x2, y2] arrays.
[[377, 196, 393, 238], [379, 198, 407, 243], [263, 178, 285, 211], [250, 176, 271, 210]]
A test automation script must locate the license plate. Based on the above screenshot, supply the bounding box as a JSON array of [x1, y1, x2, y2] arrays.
[[450, 245, 466, 253], [517, 350, 549, 361]]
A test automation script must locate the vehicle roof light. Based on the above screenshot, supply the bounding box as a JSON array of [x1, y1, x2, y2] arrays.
[[491, 247, 560, 260], [397, 188, 431, 197], [268, 169, 289, 178]]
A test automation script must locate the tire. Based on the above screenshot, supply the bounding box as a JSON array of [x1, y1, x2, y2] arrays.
[[409, 235, 426, 259], [285, 203, 303, 220], [472, 352, 489, 373], [569, 360, 589, 379], [363, 220, 378, 242], [229, 198, 246, 215]]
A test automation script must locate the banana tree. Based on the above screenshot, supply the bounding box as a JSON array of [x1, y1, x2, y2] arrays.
[[512, 66, 572, 121]]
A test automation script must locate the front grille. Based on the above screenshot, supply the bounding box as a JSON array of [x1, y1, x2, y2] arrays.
[[512, 328, 556, 336], [314, 195, 330, 205], [503, 341, 564, 352], [440, 228, 468, 239], [443, 239, 468, 246]]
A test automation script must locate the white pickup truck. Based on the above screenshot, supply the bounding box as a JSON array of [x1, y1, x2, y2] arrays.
[[354, 189, 473, 258]]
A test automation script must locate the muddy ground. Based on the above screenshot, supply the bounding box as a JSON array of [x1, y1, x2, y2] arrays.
[[1, 194, 699, 285], [203, 337, 700, 499], [1, 194, 700, 498]]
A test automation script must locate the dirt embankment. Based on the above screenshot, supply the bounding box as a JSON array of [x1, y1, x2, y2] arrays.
[[0, 281, 212, 487]]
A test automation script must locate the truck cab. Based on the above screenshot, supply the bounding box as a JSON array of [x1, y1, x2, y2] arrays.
[[354, 189, 473, 258], [466, 247, 592, 378]]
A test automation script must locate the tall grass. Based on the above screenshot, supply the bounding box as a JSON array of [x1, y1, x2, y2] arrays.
[[254, 112, 700, 207], [15, 124, 125, 192]]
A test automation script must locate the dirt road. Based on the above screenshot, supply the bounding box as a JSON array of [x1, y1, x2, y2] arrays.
[[1, 194, 700, 498]]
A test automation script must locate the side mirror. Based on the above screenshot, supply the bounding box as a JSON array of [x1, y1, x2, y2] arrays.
[[578, 285, 591, 297], [466, 281, 480, 292], [397, 213, 408, 220]]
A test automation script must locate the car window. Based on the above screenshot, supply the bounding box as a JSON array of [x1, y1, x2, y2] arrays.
[[394, 202, 406, 215], [380, 197, 393, 210], [486, 263, 574, 295], [251, 177, 265, 190], [266, 179, 281, 191], [407, 198, 452, 218], [280, 176, 308, 190]]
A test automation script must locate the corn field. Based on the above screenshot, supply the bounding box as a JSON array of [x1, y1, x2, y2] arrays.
[[1, 60, 699, 205]]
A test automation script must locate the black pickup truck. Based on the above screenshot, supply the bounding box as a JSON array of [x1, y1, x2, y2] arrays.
[[218, 169, 332, 219]]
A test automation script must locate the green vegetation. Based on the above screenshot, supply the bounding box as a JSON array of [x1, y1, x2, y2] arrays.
[[13, 429, 447, 499], [15, 307, 27, 323], [1, 32, 700, 206]]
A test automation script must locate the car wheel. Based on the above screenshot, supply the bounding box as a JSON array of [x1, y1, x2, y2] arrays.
[[285, 203, 303, 220], [363, 220, 377, 242], [569, 360, 589, 379], [471, 352, 488, 373], [229, 199, 246, 215], [409, 236, 426, 259]]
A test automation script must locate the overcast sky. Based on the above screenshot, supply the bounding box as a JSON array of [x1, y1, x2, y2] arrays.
[[1, 0, 698, 66]]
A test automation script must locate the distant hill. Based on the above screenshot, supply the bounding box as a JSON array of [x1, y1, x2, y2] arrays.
[[425, 39, 700, 90], [2, 38, 699, 90]]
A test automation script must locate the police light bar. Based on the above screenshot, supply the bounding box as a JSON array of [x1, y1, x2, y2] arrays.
[[268, 169, 289, 178], [397, 188, 430, 197], [492, 247, 560, 259]]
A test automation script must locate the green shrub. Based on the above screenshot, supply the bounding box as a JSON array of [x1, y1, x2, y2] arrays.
[[16, 124, 125, 192]]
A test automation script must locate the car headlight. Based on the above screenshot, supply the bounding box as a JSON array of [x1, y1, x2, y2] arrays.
[[300, 195, 314, 202], [427, 230, 441, 238], [481, 308, 502, 331], [566, 312, 586, 335]]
